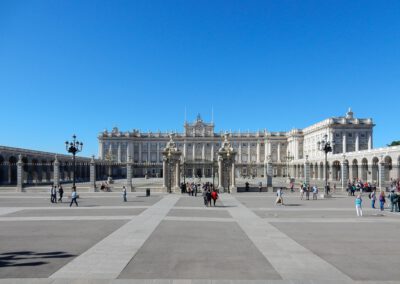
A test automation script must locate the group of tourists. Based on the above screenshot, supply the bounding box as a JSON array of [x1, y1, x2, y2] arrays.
[[203, 184, 218, 207], [299, 183, 321, 200], [49, 185, 64, 203], [49, 184, 78, 207], [347, 179, 376, 196], [354, 186, 400, 217]]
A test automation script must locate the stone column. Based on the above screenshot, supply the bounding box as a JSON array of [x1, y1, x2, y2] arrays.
[[263, 162, 267, 178], [247, 144, 251, 162], [379, 159, 386, 191], [256, 142, 260, 163], [162, 158, 167, 188], [126, 158, 133, 192], [341, 160, 348, 190], [175, 162, 180, 190], [192, 144, 195, 161], [342, 134, 347, 153], [117, 143, 121, 163], [202, 144, 205, 160], [148, 142, 151, 163], [157, 143, 160, 163], [139, 143, 142, 162], [238, 143, 242, 163], [211, 143, 214, 161], [98, 141, 104, 159], [89, 156, 96, 192], [16, 154, 23, 192], [53, 155, 60, 186], [368, 133, 372, 150], [355, 133, 359, 152], [266, 159, 273, 187], [277, 143, 281, 162], [304, 158, 310, 185], [218, 157, 223, 191], [231, 162, 236, 192]]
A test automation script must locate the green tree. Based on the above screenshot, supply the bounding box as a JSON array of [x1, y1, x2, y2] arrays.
[[387, 141, 400, 146]]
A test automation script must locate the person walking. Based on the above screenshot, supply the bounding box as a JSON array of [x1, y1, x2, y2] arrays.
[[275, 188, 284, 205], [50, 186, 57, 203], [69, 187, 78, 207], [389, 189, 399, 212], [379, 191, 386, 211], [206, 189, 212, 207], [300, 183, 305, 200], [202, 189, 208, 206], [305, 185, 310, 200], [211, 189, 218, 206], [258, 181, 262, 193], [245, 181, 250, 192], [355, 194, 363, 217], [369, 189, 376, 209], [290, 182, 294, 193], [312, 185, 318, 200], [58, 185, 64, 203], [122, 186, 127, 202]]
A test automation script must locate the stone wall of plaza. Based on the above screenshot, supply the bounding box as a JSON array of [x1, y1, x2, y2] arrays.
[[291, 146, 400, 187], [0, 146, 112, 186]]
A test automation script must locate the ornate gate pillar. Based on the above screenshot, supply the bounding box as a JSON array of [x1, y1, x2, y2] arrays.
[[266, 155, 273, 188], [304, 156, 310, 185], [53, 155, 60, 187], [16, 154, 24, 192], [341, 158, 349, 191], [217, 134, 237, 193], [126, 156, 133, 192], [89, 156, 96, 192], [379, 158, 386, 191], [162, 134, 182, 193]]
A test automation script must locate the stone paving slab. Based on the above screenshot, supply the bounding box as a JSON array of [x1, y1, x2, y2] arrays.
[[270, 222, 400, 281], [5, 208, 145, 217], [118, 220, 281, 280], [222, 194, 352, 281], [167, 209, 231, 219], [0, 220, 128, 278], [50, 195, 180, 279], [0, 196, 162, 208]]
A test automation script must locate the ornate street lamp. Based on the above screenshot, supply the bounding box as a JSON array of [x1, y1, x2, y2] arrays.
[[285, 152, 294, 179], [65, 134, 83, 188], [317, 134, 335, 196], [167, 148, 172, 194]]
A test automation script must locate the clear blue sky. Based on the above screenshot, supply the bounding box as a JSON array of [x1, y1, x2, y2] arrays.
[[0, 0, 399, 157]]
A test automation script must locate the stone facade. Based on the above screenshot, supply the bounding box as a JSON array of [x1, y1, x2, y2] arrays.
[[98, 109, 384, 181]]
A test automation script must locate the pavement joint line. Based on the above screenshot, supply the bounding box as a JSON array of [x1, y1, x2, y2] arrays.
[[2, 278, 397, 283], [0, 206, 150, 210], [0, 216, 135, 221], [50, 194, 180, 280], [164, 216, 235, 222], [172, 206, 228, 211], [221, 194, 353, 281], [262, 218, 400, 223]]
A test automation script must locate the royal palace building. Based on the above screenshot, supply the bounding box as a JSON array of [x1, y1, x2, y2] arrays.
[[97, 109, 394, 184]]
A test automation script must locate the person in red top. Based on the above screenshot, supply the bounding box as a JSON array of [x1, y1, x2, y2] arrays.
[[211, 189, 218, 207]]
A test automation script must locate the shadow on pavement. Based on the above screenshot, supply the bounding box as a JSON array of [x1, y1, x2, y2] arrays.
[[0, 251, 75, 267]]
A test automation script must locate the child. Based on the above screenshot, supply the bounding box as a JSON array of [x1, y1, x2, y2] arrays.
[[355, 194, 363, 217]]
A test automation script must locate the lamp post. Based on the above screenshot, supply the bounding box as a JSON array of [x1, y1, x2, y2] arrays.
[[285, 152, 294, 179], [65, 134, 83, 188], [168, 149, 172, 193], [317, 134, 335, 196]]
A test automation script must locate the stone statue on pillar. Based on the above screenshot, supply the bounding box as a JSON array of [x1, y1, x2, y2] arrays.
[[162, 134, 182, 193], [217, 133, 237, 193]]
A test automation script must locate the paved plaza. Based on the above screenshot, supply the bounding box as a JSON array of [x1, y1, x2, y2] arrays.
[[0, 190, 400, 284]]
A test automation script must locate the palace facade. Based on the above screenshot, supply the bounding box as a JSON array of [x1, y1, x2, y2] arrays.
[[98, 109, 390, 182]]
